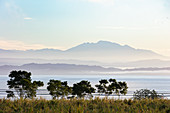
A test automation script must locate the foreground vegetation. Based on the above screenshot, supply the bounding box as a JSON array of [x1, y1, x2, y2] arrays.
[[0, 98, 170, 113]]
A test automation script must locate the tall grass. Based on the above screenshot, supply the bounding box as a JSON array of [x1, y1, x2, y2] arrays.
[[0, 98, 170, 113]]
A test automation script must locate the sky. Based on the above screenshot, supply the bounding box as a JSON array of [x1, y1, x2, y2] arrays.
[[0, 0, 170, 56]]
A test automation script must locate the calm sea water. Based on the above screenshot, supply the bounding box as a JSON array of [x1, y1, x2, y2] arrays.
[[0, 75, 170, 99]]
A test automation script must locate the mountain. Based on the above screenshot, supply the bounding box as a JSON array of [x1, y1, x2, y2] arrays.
[[0, 63, 121, 75], [1, 63, 170, 75], [110, 59, 170, 68], [0, 41, 165, 63], [1, 58, 170, 68], [65, 41, 164, 62], [66, 41, 134, 52], [0, 58, 104, 66]]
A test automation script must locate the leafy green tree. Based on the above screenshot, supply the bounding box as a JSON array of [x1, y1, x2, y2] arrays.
[[72, 80, 95, 98], [6, 70, 44, 99], [26, 81, 44, 98], [47, 80, 71, 99], [95, 78, 128, 97], [133, 89, 163, 100], [108, 79, 128, 96], [95, 79, 108, 95]]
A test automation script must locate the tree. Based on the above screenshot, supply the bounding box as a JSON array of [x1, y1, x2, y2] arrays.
[[47, 80, 71, 99], [133, 89, 163, 100], [26, 81, 44, 98], [95, 78, 128, 97], [108, 79, 128, 96], [95, 79, 108, 95], [72, 80, 95, 98], [6, 70, 44, 99]]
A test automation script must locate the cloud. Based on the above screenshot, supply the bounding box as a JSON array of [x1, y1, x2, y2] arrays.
[[0, 39, 62, 50], [24, 17, 32, 20]]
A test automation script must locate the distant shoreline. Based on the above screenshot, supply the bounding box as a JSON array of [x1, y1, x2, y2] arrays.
[[1, 63, 170, 75]]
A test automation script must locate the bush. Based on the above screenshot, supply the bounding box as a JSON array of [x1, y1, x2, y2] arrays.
[[133, 89, 163, 100]]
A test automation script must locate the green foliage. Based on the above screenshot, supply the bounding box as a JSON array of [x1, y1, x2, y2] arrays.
[[0, 98, 170, 113], [6, 70, 44, 99], [95, 79, 108, 95], [6, 91, 15, 98], [133, 89, 164, 100], [47, 80, 72, 99], [72, 80, 95, 98], [95, 78, 128, 96], [26, 81, 44, 98]]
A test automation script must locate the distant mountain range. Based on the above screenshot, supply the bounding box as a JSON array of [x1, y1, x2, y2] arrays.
[[2, 58, 170, 68], [0, 41, 165, 64], [1, 63, 170, 75], [0, 63, 120, 75]]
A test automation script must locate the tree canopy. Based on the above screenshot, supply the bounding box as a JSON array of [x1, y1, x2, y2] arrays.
[[72, 80, 95, 98], [95, 78, 128, 96], [6, 70, 44, 99], [47, 80, 71, 99]]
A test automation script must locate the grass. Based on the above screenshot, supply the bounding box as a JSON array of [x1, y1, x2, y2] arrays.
[[0, 97, 170, 113]]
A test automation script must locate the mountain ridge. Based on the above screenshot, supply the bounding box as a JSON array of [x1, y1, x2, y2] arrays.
[[0, 41, 160, 53], [0, 41, 165, 63], [1, 63, 170, 75]]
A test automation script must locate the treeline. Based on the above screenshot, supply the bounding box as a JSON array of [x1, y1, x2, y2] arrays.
[[6, 70, 163, 100], [6, 70, 128, 99]]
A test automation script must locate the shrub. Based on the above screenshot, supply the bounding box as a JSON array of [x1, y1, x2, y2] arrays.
[[133, 89, 163, 100]]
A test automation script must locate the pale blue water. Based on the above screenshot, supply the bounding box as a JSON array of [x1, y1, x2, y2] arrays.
[[0, 75, 170, 99]]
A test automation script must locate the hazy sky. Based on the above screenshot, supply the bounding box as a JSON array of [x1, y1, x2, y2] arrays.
[[0, 0, 170, 56]]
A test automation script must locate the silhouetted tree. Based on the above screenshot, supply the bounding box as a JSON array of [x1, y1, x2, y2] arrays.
[[26, 81, 44, 98], [95, 78, 128, 97], [133, 89, 163, 100], [95, 79, 108, 95], [6, 70, 44, 99], [108, 79, 128, 96], [47, 80, 71, 99], [72, 80, 95, 98]]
